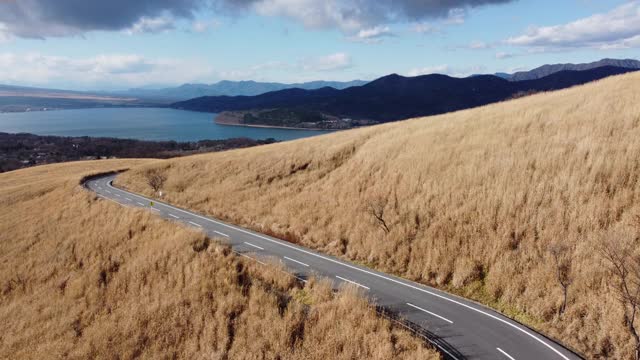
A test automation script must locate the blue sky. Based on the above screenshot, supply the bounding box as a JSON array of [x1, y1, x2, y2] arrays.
[[0, 0, 638, 90]]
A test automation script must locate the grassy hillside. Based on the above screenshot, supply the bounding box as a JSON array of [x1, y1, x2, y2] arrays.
[[0, 161, 437, 359], [118, 72, 640, 359]]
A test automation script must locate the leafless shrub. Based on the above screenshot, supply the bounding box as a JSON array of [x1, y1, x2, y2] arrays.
[[549, 242, 573, 315], [599, 231, 640, 360], [145, 169, 166, 193], [367, 196, 390, 233]]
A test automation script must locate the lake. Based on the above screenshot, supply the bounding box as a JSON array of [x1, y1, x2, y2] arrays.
[[0, 107, 332, 141]]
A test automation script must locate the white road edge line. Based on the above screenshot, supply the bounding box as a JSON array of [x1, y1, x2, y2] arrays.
[[188, 221, 202, 227], [336, 275, 369, 290], [284, 256, 309, 267], [244, 242, 264, 250], [168, 214, 180, 219], [150, 208, 160, 212], [406, 303, 453, 324], [497, 348, 516, 360], [214, 230, 229, 237], [106, 179, 569, 360]]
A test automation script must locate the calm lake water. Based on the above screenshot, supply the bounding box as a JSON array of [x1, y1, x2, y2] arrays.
[[0, 107, 332, 141]]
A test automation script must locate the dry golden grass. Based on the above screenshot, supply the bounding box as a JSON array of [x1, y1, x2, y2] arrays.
[[0, 160, 437, 359], [118, 72, 640, 359]]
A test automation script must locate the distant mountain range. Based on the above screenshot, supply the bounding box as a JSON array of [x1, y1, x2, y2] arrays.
[[118, 80, 368, 100], [3, 58, 638, 118], [0, 80, 368, 112], [121, 59, 640, 101], [503, 58, 640, 81], [0, 84, 155, 113], [173, 66, 638, 123]]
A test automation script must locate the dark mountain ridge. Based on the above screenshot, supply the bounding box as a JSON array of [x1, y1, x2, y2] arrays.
[[507, 58, 640, 81], [173, 66, 637, 122]]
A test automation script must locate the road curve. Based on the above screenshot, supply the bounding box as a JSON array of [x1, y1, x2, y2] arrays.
[[85, 173, 583, 360]]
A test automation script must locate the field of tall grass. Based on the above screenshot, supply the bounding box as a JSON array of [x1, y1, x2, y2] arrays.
[[118, 72, 640, 359], [0, 160, 437, 359]]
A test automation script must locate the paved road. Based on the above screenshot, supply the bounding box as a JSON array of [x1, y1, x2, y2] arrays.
[[85, 173, 582, 360]]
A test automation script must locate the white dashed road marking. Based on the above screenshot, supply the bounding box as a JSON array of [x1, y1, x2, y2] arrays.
[[284, 256, 309, 267], [406, 302, 454, 324], [497, 348, 516, 360], [244, 242, 264, 250], [336, 275, 369, 290]]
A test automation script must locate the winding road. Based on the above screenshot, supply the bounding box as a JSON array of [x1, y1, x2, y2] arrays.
[[85, 173, 582, 360]]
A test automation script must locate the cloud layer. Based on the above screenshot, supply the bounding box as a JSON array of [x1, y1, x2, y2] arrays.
[[0, 52, 214, 89], [300, 52, 353, 71], [506, 1, 640, 50], [0, 0, 514, 38], [0, 0, 203, 38], [0, 51, 354, 88]]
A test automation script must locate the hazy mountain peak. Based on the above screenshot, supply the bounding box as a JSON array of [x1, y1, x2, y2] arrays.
[[121, 79, 368, 100], [507, 58, 640, 81]]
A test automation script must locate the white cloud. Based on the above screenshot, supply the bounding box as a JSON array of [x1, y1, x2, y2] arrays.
[[218, 60, 293, 79], [192, 19, 223, 33], [217, 68, 259, 80], [505, 1, 640, 50], [444, 8, 466, 25], [0, 23, 12, 43], [253, 0, 363, 33], [0, 0, 515, 39], [407, 64, 485, 77], [217, 53, 353, 81], [468, 41, 491, 49], [410, 8, 467, 38], [495, 51, 515, 59], [0, 50, 356, 88], [301, 52, 353, 71], [251, 0, 508, 38], [412, 22, 438, 34], [125, 15, 175, 35], [599, 34, 640, 50], [349, 26, 394, 43], [0, 52, 214, 89]]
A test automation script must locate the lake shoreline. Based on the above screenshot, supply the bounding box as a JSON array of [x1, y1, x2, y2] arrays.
[[0, 107, 331, 142], [215, 111, 331, 131]]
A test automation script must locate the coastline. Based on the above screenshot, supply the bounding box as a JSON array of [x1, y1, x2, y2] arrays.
[[214, 111, 334, 131], [215, 121, 332, 131]]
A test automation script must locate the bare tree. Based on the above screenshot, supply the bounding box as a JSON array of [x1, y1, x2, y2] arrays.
[[549, 243, 573, 316], [599, 233, 640, 360], [367, 197, 390, 233], [146, 170, 167, 193]]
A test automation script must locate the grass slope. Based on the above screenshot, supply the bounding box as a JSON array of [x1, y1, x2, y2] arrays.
[[119, 72, 640, 359], [0, 160, 437, 359]]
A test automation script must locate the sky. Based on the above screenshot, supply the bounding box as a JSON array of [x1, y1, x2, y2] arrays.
[[0, 0, 638, 90]]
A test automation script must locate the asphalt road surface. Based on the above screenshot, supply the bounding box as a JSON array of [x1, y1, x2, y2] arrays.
[[85, 173, 583, 360]]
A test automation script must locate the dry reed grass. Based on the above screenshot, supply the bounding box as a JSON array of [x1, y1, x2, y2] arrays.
[[118, 72, 640, 359], [0, 160, 437, 359]]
